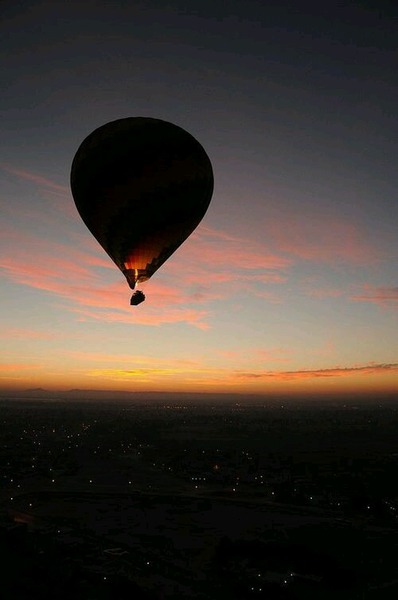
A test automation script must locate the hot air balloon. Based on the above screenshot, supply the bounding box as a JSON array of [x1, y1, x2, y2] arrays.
[[70, 117, 214, 305]]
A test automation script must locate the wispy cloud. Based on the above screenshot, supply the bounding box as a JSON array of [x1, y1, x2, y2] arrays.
[[70, 303, 211, 329], [161, 226, 290, 304], [1, 232, 109, 289], [1, 163, 76, 219], [1, 232, 212, 329], [1, 164, 69, 194], [184, 227, 292, 271], [235, 363, 398, 381], [1, 217, 291, 327], [351, 285, 398, 307], [1, 164, 384, 331], [265, 214, 378, 264]]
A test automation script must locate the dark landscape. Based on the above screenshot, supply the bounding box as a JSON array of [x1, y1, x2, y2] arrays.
[[2, 396, 398, 599]]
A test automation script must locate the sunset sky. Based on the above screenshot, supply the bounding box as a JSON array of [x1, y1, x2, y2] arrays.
[[1, 0, 398, 398]]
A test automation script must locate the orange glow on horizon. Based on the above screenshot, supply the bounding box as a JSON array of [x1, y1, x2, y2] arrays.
[[1, 360, 397, 399]]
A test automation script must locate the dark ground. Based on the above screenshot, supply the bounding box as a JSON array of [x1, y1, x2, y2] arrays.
[[1, 397, 398, 598]]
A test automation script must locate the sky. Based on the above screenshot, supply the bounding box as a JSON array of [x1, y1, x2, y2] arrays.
[[1, 0, 398, 399]]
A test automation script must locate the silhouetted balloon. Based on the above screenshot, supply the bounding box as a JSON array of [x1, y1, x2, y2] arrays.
[[70, 117, 214, 303]]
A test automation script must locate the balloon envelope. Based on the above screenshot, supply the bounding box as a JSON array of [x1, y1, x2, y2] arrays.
[[70, 117, 214, 291]]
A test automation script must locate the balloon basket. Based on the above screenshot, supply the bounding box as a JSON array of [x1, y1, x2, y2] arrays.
[[130, 290, 146, 306]]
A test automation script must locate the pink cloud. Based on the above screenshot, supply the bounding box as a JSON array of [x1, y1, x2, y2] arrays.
[[1, 163, 78, 220], [1, 254, 211, 327], [2, 257, 90, 289], [1, 164, 68, 194], [2, 227, 112, 270], [13, 175, 380, 327], [1, 227, 212, 328], [180, 267, 286, 287], [184, 227, 292, 271], [2, 218, 292, 327], [2, 164, 381, 278], [351, 285, 398, 307], [2, 193, 384, 332], [265, 214, 378, 264], [3, 164, 332, 330], [1, 162, 295, 323], [159, 226, 290, 305], [70, 304, 210, 329]]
